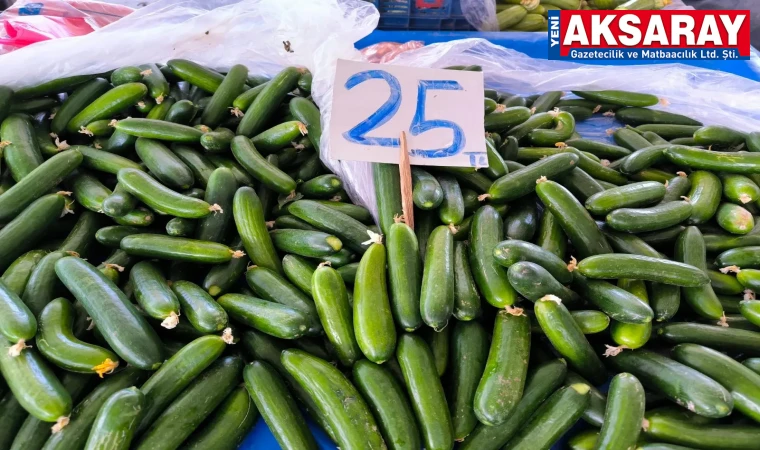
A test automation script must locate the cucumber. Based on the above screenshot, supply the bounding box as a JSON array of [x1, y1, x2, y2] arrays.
[[171, 280, 227, 333], [673, 343, 760, 422], [114, 118, 203, 142], [578, 252, 709, 288], [251, 121, 306, 154], [0, 347, 71, 422], [503, 199, 537, 241], [600, 226, 661, 258], [566, 138, 631, 159], [537, 179, 613, 257], [423, 326, 449, 376], [55, 256, 164, 369], [282, 254, 316, 295], [666, 146, 760, 174], [0, 277, 36, 347], [2, 113, 44, 181], [165, 217, 195, 237], [245, 266, 320, 335], [217, 293, 309, 339], [420, 226, 454, 330], [396, 333, 453, 450], [288, 200, 371, 253], [0, 392, 27, 450], [112, 207, 155, 227], [21, 250, 69, 317], [121, 234, 238, 264], [232, 83, 267, 111], [336, 262, 359, 285], [607, 349, 733, 418], [721, 174, 760, 205], [164, 99, 197, 125], [693, 125, 746, 147], [488, 152, 579, 202], [564, 371, 606, 427], [111, 67, 142, 86], [311, 264, 360, 366], [82, 387, 144, 450], [475, 310, 530, 426], [483, 106, 531, 133], [411, 168, 443, 209], [230, 135, 296, 194], [492, 239, 572, 283], [716, 246, 760, 269], [353, 241, 396, 363], [453, 241, 480, 321], [573, 275, 654, 323], [740, 299, 760, 328], [181, 386, 257, 450], [469, 206, 517, 307], [606, 200, 692, 233], [200, 238, 247, 297], [502, 384, 590, 450], [684, 170, 723, 224], [373, 163, 403, 235], [460, 358, 567, 450], [586, 181, 665, 215], [137, 63, 170, 103], [573, 90, 658, 107], [642, 130, 670, 145], [59, 210, 101, 256], [66, 83, 147, 133], [529, 110, 574, 146], [353, 359, 420, 450], [675, 226, 724, 319], [233, 186, 281, 272], [289, 97, 322, 151], [536, 210, 567, 259], [569, 310, 611, 334], [643, 413, 760, 449], [508, 261, 580, 304], [200, 64, 247, 128], [135, 137, 194, 190], [166, 60, 223, 93], [717, 203, 754, 234], [662, 174, 692, 202], [237, 67, 300, 137], [171, 144, 216, 189], [117, 168, 216, 218], [270, 229, 342, 257], [595, 373, 646, 450], [711, 270, 744, 295], [615, 108, 702, 126], [447, 321, 488, 440], [658, 322, 760, 354], [135, 355, 243, 450], [243, 360, 317, 450], [70, 145, 142, 175], [310, 201, 372, 224], [0, 193, 66, 273], [385, 220, 422, 331], [37, 297, 118, 375], [535, 295, 607, 385], [70, 171, 112, 213], [51, 78, 110, 134], [2, 250, 45, 296], [130, 260, 181, 327], [613, 128, 652, 151]]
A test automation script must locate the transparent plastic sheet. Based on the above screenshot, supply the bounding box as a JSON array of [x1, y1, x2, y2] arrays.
[[0, 0, 379, 88], [460, 0, 498, 32], [316, 38, 760, 221]]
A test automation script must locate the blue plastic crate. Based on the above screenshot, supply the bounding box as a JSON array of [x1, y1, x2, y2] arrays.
[[366, 0, 473, 31]]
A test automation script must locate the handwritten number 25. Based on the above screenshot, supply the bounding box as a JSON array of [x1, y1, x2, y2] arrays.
[[342, 70, 465, 158]]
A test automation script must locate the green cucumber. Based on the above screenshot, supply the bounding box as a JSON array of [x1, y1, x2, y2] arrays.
[[181, 386, 257, 450], [537, 179, 613, 258], [71, 145, 142, 175], [373, 163, 403, 234], [121, 234, 238, 264], [619, 145, 668, 174], [717, 203, 754, 234], [573, 90, 658, 107], [673, 343, 760, 422], [585, 182, 665, 215], [171, 280, 227, 333], [282, 255, 316, 295], [595, 373, 646, 450], [675, 226, 724, 319], [420, 226, 454, 330], [83, 387, 144, 450], [51, 78, 110, 134], [217, 293, 309, 339], [135, 355, 242, 450], [475, 310, 530, 426], [613, 127, 652, 151], [270, 229, 342, 258], [642, 408, 760, 450], [111, 67, 142, 86], [573, 275, 654, 323], [662, 174, 692, 202], [21, 250, 68, 317], [243, 360, 317, 450], [453, 241, 480, 321], [2, 113, 44, 181], [130, 260, 180, 327], [298, 174, 343, 199], [666, 146, 760, 174], [171, 144, 216, 188], [289, 97, 322, 151], [503, 199, 537, 241], [607, 348, 733, 418], [507, 261, 580, 304], [601, 226, 660, 257], [0, 392, 27, 450], [0, 278, 36, 348], [484, 107, 531, 132], [564, 371, 606, 427], [353, 241, 396, 363], [536, 210, 567, 259], [529, 110, 574, 146], [469, 206, 517, 307], [0, 193, 66, 273], [166, 60, 223, 93], [502, 384, 590, 450], [233, 186, 281, 272], [54, 257, 164, 369], [2, 250, 45, 296], [165, 217, 195, 237], [685, 170, 722, 224], [165, 99, 197, 124], [288, 200, 371, 253], [200, 127, 235, 151], [722, 174, 760, 205], [312, 200, 372, 224], [202, 237, 248, 297], [492, 239, 572, 283], [207, 155, 254, 185], [711, 269, 744, 295], [245, 266, 320, 335], [0, 347, 70, 422], [237, 67, 300, 137], [566, 138, 631, 159], [66, 83, 147, 133], [59, 210, 101, 256], [200, 64, 247, 128], [114, 118, 202, 142], [231, 136, 295, 194], [37, 297, 118, 375], [535, 295, 607, 385], [658, 322, 760, 354], [311, 264, 360, 366], [136, 335, 227, 432], [642, 130, 670, 145], [232, 83, 267, 111], [488, 152, 579, 202], [336, 262, 359, 285], [251, 121, 306, 154], [396, 333, 453, 450], [353, 359, 420, 450], [606, 200, 692, 233], [740, 299, 760, 328], [447, 321, 488, 440], [117, 168, 216, 218], [615, 107, 702, 126], [111, 207, 155, 227], [70, 171, 111, 213], [693, 125, 746, 146], [578, 254, 709, 286], [635, 124, 701, 139], [570, 310, 610, 334], [716, 246, 760, 269], [386, 220, 422, 331], [137, 63, 170, 103], [135, 137, 194, 189]]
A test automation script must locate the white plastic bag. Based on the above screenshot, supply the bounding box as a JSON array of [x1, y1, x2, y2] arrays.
[[316, 37, 760, 218], [0, 0, 378, 88], [461, 0, 498, 32]]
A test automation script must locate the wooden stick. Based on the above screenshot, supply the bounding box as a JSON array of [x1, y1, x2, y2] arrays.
[[399, 131, 414, 231]]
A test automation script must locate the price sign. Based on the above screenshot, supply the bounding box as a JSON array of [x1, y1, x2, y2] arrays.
[[329, 59, 486, 167]]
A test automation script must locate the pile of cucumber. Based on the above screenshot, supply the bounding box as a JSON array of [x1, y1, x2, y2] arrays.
[[495, 0, 669, 32], [0, 59, 759, 450]]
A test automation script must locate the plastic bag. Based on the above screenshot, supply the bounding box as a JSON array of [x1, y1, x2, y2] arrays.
[[0, 0, 378, 88], [460, 0, 498, 31], [317, 37, 760, 219], [0, 0, 134, 54]]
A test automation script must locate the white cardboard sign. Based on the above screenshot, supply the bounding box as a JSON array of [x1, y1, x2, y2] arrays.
[[329, 59, 486, 167]]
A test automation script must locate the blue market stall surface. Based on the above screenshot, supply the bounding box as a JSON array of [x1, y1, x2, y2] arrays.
[[366, 0, 473, 31]]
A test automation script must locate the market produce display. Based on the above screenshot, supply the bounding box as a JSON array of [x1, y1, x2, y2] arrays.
[[0, 58, 759, 450], [496, 0, 672, 31]]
